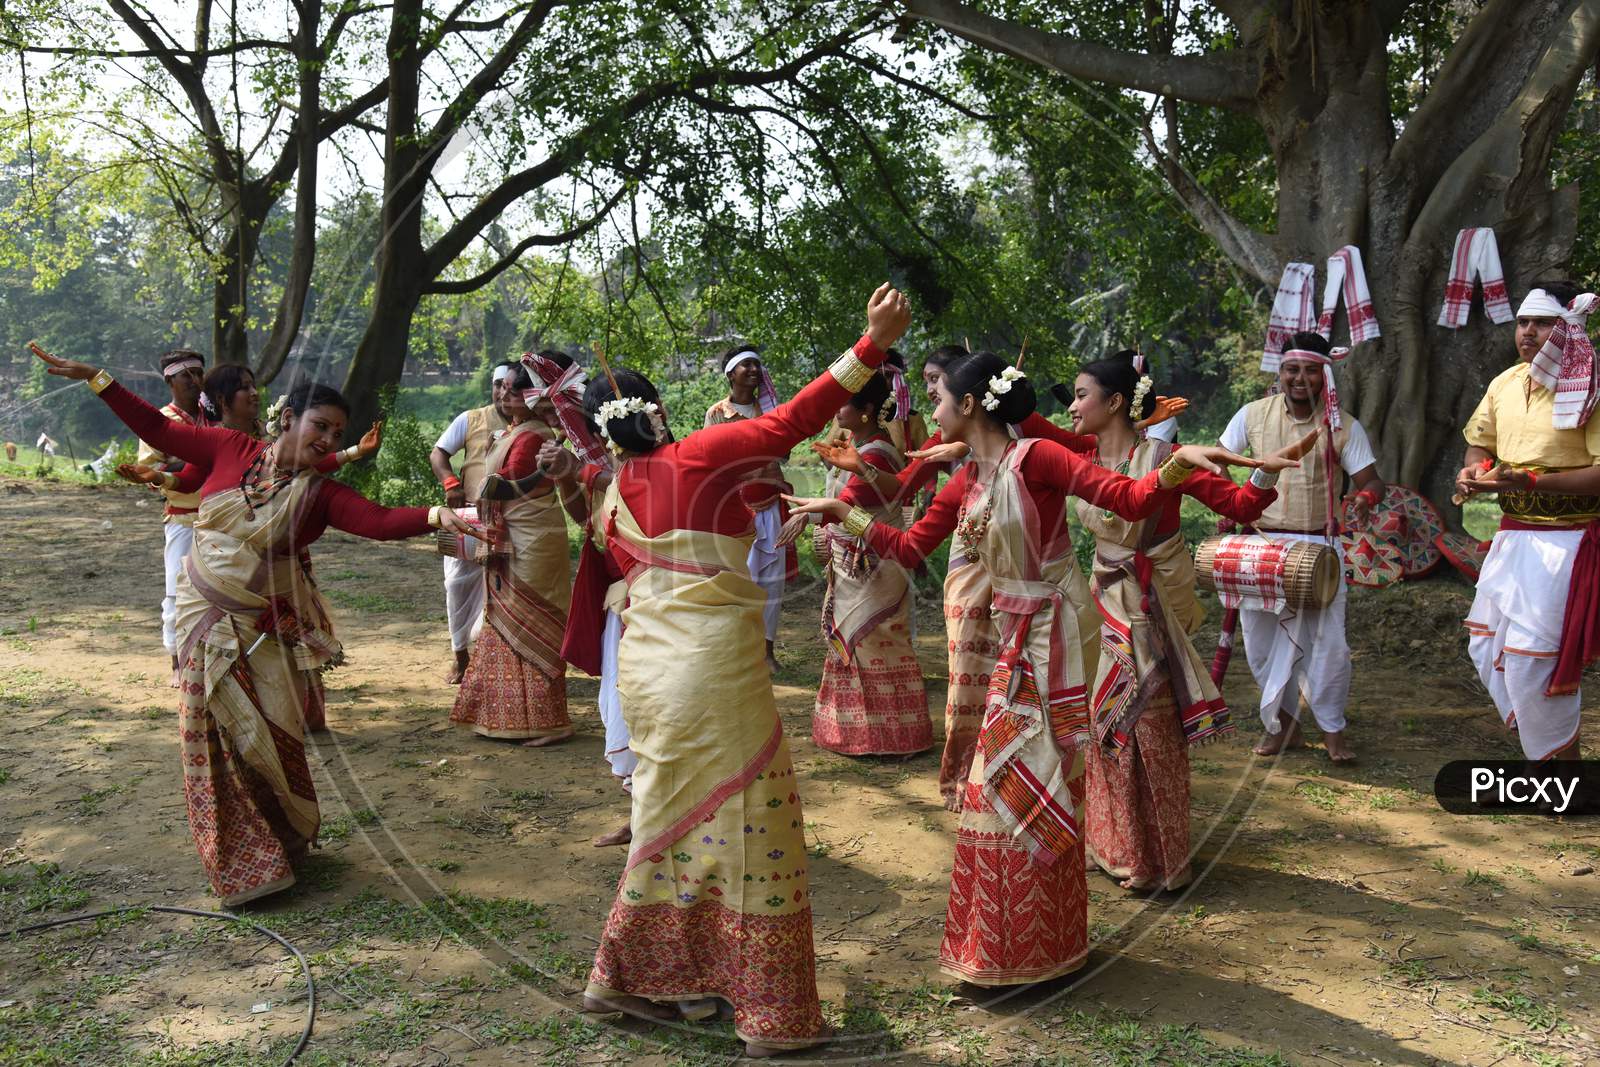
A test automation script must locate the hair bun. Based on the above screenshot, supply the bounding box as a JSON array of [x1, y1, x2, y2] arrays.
[[990, 378, 1037, 424]]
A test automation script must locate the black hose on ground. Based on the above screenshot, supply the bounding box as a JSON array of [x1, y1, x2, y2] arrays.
[[2, 904, 316, 1066]]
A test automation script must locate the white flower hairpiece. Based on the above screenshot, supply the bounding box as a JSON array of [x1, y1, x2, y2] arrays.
[[1130, 375, 1153, 421], [982, 366, 1025, 412], [596, 396, 666, 455]]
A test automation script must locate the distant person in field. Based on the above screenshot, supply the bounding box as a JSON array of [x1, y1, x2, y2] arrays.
[[449, 357, 584, 747], [36, 432, 59, 458], [131, 348, 208, 682], [1457, 280, 1600, 761], [34, 343, 473, 907], [1218, 330, 1383, 764], [706, 346, 796, 673], [429, 362, 514, 683]]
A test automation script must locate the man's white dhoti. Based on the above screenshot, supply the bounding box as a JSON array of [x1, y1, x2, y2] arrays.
[[748, 503, 785, 642], [599, 608, 637, 788], [1466, 528, 1584, 759], [162, 522, 195, 654], [1238, 532, 1351, 735], [442, 551, 486, 653]]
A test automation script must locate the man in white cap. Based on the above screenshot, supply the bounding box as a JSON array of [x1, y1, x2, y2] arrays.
[[429, 360, 514, 683], [707, 346, 792, 673], [136, 348, 208, 684], [1458, 280, 1600, 761], [1219, 330, 1384, 763]]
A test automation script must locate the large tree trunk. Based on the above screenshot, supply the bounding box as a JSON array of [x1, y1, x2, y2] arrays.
[[907, 0, 1600, 528], [211, 200, 264, 367], [339, 0, 429, 436]]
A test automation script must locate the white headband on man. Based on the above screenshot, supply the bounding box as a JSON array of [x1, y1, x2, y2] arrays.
[[162, 357, 203, 379], [724, 349, 760, 374], [491, 364, 516, 384], [1517, 289, 1569, 319]]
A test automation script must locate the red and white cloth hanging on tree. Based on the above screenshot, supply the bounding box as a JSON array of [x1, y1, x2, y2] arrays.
[[1437, 228, 1513, 329], [1261, 261, 1317, 373], [1318, 245, 1381, 346]]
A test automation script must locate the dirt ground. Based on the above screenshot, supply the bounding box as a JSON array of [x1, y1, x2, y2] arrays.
[[1, 479, 1597, 1067]]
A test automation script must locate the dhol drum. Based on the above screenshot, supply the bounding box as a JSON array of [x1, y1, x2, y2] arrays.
[[1194, 533, 1340, 611], [434, 507, 487, 561]]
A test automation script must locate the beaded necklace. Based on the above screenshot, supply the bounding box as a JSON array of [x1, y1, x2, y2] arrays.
[[1095, 439, 1139, 520]]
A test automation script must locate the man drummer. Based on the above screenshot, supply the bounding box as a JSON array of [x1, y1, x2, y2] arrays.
[[1218, 331, 1384, 763], [1457, 281, 1600, 761]]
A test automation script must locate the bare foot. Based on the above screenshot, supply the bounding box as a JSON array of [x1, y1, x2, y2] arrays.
[[592, 823, 632, 847], [581, 992, 676, 1021], [446, 651, 469, 685], [169, 667, 181, 689], [942, 793, 962, 813], [1253, 712, 1303, 756], [520, 732, 573, 748], [765, 655, 781, 675], [1324, 730, 1357, 764]]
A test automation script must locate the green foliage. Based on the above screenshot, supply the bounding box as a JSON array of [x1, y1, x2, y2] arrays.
[[338, 390, 446, 508]]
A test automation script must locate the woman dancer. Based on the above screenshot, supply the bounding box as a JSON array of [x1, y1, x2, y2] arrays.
[[118, 392, 384, 734], [450, 361, 578, 746], [34, 346, 471, 906], [787, 350, 1265, 987], [781, 371, 930, 757], [1064, 353, 1312, 891], [830, 347, 1185, 809], [536, 284, 909, 1055]]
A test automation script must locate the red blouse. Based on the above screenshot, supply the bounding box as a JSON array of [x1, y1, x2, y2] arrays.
[[582, 334, 889, 544], [99, 381, 431, 543], [846, 412, 1096, 510], [862, 438, 1172, 568]]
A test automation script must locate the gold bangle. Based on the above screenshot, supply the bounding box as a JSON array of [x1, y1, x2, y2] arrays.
[[841, 505, 874, 539], [88, 369, 114, 394], [428, 506, 443, 529], [829, 349, 874, 393], [1157, 455, 1196, 489]]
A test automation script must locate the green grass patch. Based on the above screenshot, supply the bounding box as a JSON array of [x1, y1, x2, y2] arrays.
[[326, 589, 411, 614], [0, 862, 92, 921]]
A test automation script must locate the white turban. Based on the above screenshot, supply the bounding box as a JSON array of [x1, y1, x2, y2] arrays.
[[724, 349, 760, 374], [1516, 289, 1568, 319], [491, 364, 516, 384]]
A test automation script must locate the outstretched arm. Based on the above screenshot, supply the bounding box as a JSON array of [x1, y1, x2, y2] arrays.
[[319, 480, 470, 540], [678, 284, 911, 471], [31, 345, 247, 466], [787, 469, 965, 568], [1183, 469, 1277, 525]]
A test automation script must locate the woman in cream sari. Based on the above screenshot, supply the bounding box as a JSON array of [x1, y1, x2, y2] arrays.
[[1063, 354, 1309, 891], [34, 347, 470, 906], [789, 351, 1265, 986], [539, 284, 909, 1056], [782, 371, 929, 756], [451, 362, 576, 744]]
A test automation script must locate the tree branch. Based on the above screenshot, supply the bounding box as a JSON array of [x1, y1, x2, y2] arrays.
[[422, 182, 629, 294], [1404, 0, 1600, 251], [1390, 0, 1582, 193], [900, 0, 1253, 110], [422, 0, 560, 148], [423, 16, 877, 275], [1140, 116, 1279, 284]]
